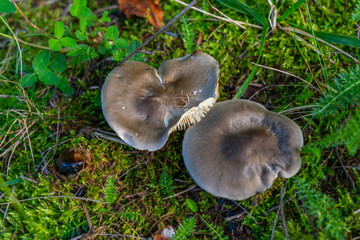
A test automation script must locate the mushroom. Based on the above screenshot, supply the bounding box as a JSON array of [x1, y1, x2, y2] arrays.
[[182, 99, 303, 201], [101, 51, 220, 151]]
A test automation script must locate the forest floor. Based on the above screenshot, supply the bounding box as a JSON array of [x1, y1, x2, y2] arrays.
[[0, 0, 359, 239]]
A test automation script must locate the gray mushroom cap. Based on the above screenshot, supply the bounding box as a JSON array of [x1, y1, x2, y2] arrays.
[[182, 99, 303, 201], [101, 51, 219, 151]]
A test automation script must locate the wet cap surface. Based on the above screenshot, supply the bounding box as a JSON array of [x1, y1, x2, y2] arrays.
[[101, 52, 220, 151], [182, 99, 303, 200]]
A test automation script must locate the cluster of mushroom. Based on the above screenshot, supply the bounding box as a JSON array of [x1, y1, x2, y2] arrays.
[[101, 51, 303, 201]]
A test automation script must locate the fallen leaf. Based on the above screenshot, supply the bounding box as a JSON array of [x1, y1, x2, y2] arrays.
[[118, 0, 163, 29], [152, 225, 175, 240]]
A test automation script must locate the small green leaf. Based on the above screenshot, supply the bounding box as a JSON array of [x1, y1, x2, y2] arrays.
[[106, 26, 119, 41], [0, 0, 16, 13], [99, 11, 111, 23], [69, 0, 87, 17], [54, 21, 64, 39], [126, 39, 140, 55], [132, 52, 144, 62], [79, 19, 87, 32], [75, 30, 88, 40], [37, 69, 60, 85], [185, 199, 198, 213], [49, 54, 67, 73], [126, 40, 143, 61], [57, 76, 74, 95], [48, 39, 62, 51], [19, 73, 36, 87], [114, 38, 127, 49], [33, 50, 50, 72], [60, 37, 77, 48]]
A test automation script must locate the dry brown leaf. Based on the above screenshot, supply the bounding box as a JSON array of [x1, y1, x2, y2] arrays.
[[118, 0, 163, 29], [152, 225, 175, 240]]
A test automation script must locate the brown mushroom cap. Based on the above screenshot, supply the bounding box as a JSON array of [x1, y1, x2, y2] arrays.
[[101, 52, 219, 151], [182, 99, 303, 200]]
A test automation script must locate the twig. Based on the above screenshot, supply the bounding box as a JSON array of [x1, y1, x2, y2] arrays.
[[163, 184, 197, 200], [19, 176, 39, 184], [82, 203, 93, 231], [232, 200, 258, 224], [270, 180, 288, 240], [174, 0, 262, 29], [206, 0, 245, 29], [119, 157, 151, 180], [2, 186, 15, 233], [0, 195, 108, 205], [248, 84, 312, 101], [334, 147, 356, 191], [279, 105, 317, 114], [119, 0, 197, 64], [0, 16, 23, 77], [251, 62, 318, 91], [280, 180, 289, 239], [270, 203, 281, 240], [10, 0, 51, 36], [98, 234, 146, 239]]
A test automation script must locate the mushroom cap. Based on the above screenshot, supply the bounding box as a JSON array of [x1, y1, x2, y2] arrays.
[[101, 52, 219, 151], [182, 99, 303, 200]]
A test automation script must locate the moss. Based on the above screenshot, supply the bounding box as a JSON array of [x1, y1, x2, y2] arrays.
[[0, 0, 360, 239]]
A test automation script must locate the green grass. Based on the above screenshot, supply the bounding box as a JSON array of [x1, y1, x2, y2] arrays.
[[0, 0, 360, 239]]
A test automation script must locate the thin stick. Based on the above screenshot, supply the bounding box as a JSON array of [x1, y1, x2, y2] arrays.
[[232, 200, 258, 224], [0, 16, 23, 77], [119, 157, 151, 180], [174, 0, 262, 29], [163, 184, 197, 200], [279, 105, 317, 114], [82, 203, 93, 231], [10, 0, 50, 36], [19, 176, 39, 184], [270, 180, 287, 240], [280, 180, 289, 239], [0, 195, 108, 205], [335, 147, 356, 191], [98, 234, 146, 239], [2, 186, 15, 233], [119, 0, 197, 64], [251, 62, 318, 91], [270, 204, 281, 240], [206, 0, 245, 29]]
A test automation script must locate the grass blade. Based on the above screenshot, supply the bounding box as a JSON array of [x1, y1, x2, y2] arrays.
[[234, 25, 269, 99], [287, 23, 360, 48], [278, 0, 306, 21], [312, 31, 360, 48], [216, 0, 267, 26]]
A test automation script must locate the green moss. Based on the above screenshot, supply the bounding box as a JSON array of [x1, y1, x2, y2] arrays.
[[0, 0, 360, 238]]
